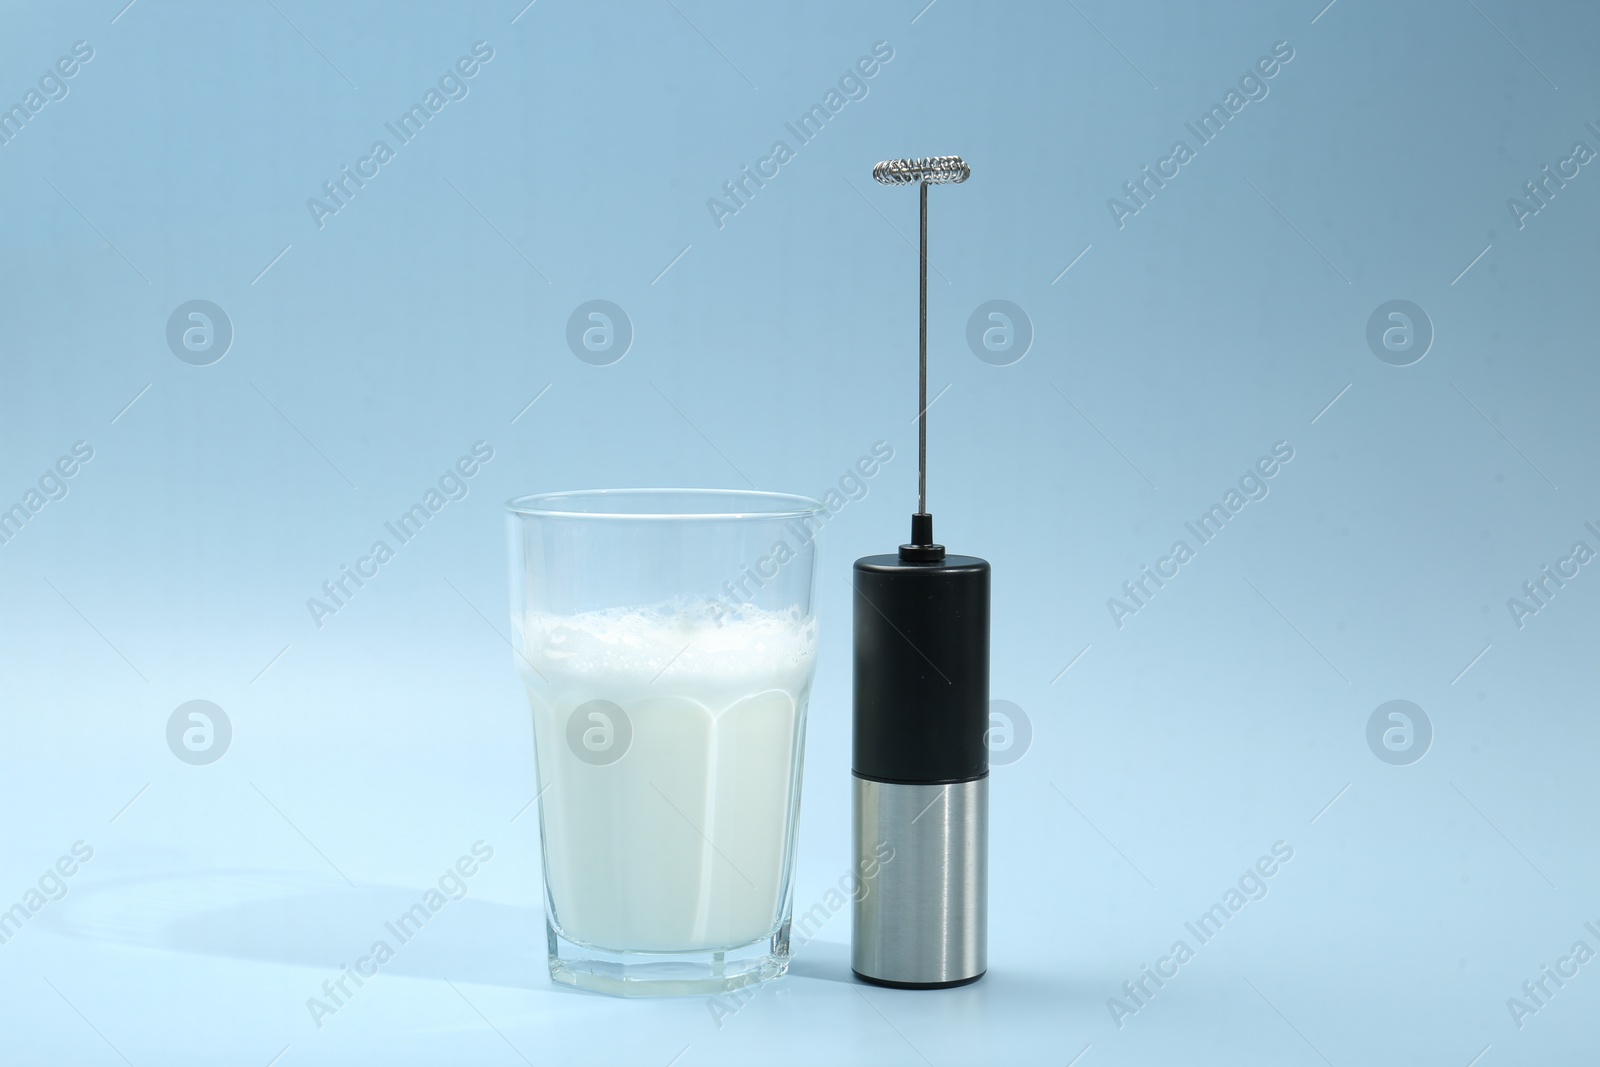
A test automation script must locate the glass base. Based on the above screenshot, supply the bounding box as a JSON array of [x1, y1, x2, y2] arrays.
[[547, 919, 790, 997]]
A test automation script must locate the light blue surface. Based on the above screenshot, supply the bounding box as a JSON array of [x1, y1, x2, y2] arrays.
[[2, 0, 1598, 1063]]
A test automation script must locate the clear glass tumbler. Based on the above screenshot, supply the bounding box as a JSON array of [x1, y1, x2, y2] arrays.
[[506, 489, 824, 996]]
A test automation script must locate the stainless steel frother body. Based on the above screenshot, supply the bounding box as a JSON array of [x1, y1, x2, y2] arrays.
[[852, 778, 988, 985]]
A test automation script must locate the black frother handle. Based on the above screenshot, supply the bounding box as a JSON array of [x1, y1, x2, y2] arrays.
[[852, 553, 990, 784]]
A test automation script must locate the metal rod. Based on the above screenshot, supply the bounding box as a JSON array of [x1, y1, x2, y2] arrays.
[[872, 155, 967, 532], [918, 178, 928, 517]]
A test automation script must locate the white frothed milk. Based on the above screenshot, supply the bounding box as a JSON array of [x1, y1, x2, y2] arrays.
[[518, 603, 816, 953]]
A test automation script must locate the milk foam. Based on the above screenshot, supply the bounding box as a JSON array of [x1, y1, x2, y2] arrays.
[[521, 603, 815, 701]]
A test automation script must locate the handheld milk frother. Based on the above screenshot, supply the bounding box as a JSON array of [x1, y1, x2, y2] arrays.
[[852, 155, 989, 988]]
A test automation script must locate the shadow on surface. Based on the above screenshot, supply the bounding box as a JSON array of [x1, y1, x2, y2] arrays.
[[787, 937, 857, 984], [35, 867, 547, 989]]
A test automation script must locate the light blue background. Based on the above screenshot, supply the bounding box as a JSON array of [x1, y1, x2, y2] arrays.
[[3, 0, 1598, 1063]]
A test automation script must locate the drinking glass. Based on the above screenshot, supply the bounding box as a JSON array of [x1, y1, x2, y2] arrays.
[[506, 489, 824, 996]]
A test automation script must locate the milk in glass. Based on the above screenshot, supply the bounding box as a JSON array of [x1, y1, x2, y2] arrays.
[[518, 603, 815, 952]]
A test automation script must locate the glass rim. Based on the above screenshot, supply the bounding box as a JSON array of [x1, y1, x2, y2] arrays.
[[505, 488, 827, 521]]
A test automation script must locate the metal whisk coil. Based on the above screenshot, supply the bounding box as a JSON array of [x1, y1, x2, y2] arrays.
[[872, 156, 970, 186]]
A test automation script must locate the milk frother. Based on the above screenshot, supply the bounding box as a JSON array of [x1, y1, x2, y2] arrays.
[[852, 155, 989, 988]]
